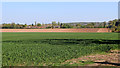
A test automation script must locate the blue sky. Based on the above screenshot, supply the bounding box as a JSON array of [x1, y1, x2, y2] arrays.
[[2, 2, 118, 24], [2, 0, 119, 2]]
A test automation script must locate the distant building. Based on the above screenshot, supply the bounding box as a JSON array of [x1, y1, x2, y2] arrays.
[[26, 26, 42, 29]]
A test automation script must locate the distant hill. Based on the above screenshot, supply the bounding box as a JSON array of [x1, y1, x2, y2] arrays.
[[63, 22, 103, 26]]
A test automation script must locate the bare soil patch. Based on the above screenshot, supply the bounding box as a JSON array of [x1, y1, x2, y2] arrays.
[[0, 28, 111, 32], [62, 50, 120, 67]]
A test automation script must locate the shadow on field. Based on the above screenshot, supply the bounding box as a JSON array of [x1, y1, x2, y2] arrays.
[[3, 39, 120, 45], [41, 39, 120, 45], [94, 61, 120, 66]]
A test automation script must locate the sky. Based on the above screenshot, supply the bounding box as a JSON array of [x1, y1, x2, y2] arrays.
[[119, 2, 120, 19], [2, 2, 118, 25], [1, 0, 120, 2]]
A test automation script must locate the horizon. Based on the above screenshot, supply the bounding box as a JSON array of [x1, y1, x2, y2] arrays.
[[1, 21, 113, 25], [2, 2, 118, 25]]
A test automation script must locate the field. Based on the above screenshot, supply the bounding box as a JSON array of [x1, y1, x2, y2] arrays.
[[2, 32, 119, 66], [1, 28, 111, 32]]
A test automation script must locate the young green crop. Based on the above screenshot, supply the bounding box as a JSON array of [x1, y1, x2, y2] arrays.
[[2, 32, 119, 66]]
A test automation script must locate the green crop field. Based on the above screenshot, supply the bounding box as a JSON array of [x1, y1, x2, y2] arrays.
[[2, 32, 119, 66]]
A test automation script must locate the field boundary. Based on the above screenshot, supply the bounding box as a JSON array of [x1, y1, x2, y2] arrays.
[[0, 28, 112, 32]]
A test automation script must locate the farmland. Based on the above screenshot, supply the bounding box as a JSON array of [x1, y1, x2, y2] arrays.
[[2, 32, 119, 66]]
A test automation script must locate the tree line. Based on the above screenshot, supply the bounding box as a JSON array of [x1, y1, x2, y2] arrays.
[[1, 19, 120, 32], [107, 19, 120, 32], [2, 22, 41, 29]]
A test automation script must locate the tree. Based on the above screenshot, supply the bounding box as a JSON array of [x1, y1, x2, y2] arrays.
[[86, 23, 95, 28], [25, 24, 27, 27], [58, 22, 60, 26], [60, 23, 63, 28], [67, 24, 73, 28], [22, 24, 27, 28], [11, 23, 16, 28], [52, 21, 57, 29], [32, 24, 34, 26], [91, 23, 95, 28], [61, 24, 73, 28], [116, 24, 120, 32], [15, 24, 21, 29], [57, 22, 61, 28], [37, 23, 41, 26], [103, 22, 106, 28], [107, 19, 120, 32], [76, 24, 81, 28]]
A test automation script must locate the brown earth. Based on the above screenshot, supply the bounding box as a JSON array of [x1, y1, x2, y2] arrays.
[[62, 50, 120, 67], [0, 28, 111, 32]]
